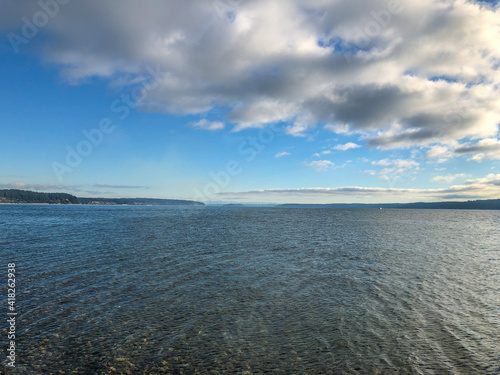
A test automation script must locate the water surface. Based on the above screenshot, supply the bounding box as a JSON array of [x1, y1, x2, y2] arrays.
[[1, 205, 499, 374]]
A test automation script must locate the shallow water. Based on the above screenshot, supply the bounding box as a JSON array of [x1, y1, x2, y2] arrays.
[[1, 205, 499, 374]]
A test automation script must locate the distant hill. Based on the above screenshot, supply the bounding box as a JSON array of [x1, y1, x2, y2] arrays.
[[0, 189, 204, 206], [0, 189, 80, 204], [279, 199, 500, 210]]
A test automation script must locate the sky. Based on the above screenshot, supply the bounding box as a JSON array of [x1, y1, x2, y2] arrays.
[[0, 0, 500, 204]]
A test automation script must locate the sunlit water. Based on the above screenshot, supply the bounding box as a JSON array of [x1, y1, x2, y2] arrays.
[[1, 205, 499, 374]]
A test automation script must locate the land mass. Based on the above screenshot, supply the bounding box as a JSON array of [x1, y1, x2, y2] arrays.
[[0, 189, 204, 206], [2, 189, 500, 209], [278, 199, 500, 210]]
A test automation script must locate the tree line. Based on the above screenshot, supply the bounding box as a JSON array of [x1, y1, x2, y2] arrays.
[[0, 189, 80, 204]]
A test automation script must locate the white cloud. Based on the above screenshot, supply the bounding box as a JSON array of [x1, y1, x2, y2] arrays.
[[431, 173, 467, 183], [284, 122, 312, 137], [305, 160, 335, 172], [454, 138, 500, 161], [465, 173, 500, 186], [426, 138, 500, 163], [426, 144, 456, 163], [372, 158, 420, 180], [372, 159, 420, 168], [324, 123, 355, 135], [190, 119, 225, 131], [2, 0, 500, 148], [216, 171, 500, 203], [275, 151, 291, 158], [334, 142, 361, 151], [313, 150, 332, 157]]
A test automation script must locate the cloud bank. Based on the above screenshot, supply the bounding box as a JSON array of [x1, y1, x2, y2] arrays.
[[217, 173, 500, 203], [2, 0, 500, 158]]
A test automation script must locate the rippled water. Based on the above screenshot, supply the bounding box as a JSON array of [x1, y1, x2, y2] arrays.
[[1, 205, 499, 374]]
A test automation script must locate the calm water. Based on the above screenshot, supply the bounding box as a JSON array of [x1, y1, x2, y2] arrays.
[[1, 205, 499, 374]]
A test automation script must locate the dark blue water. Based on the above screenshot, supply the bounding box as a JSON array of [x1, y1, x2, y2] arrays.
[[1, 205, 499, 374]]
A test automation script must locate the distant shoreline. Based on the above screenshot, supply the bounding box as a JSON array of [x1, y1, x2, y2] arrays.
[[0, 189, 204, 206], [2, 189, 500, 209], [277, 200, 500, 210]]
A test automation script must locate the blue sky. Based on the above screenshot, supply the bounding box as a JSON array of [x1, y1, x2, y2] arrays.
[[1, 0, 500, 203]]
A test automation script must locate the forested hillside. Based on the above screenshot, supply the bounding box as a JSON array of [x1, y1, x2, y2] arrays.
[[0, 189, 80, 204]]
